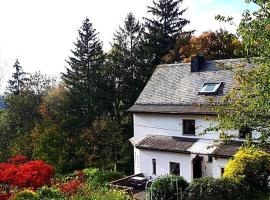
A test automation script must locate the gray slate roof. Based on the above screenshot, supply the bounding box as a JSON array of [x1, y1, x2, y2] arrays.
[[133, 135, 198, 153], [129, 58, 249, 114], [131, 135, 269, 157], [211, 141, 243, 158], [128, 104, 215, 115]]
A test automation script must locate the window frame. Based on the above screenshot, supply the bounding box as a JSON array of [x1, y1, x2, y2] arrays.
[[199, 82, 222, 94], [207, 155, 213, 163], [239, 126, 252, 139], [182, 119, 196, 135], [169, 162, 180, 176], [152, 159, 156, 175], [221, 167, 225, 177]]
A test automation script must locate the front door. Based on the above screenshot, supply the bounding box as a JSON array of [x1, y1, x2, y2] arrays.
[[193, 155, 202, 179]]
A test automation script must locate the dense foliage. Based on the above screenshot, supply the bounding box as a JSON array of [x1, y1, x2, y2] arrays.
[[214, 0, 270, 147], [62, 17, 105, 126], [37, 186, 65, 200], [7, 59, 29, 95], [82, 168, 123, 188], [0, 0, 245, 174], [10, 189, 39, 200], [184, 177, 247, 200], [180, 29, 243, 62], [224, 147, 270, 194], [1, 0, 264, 200], [143, 0, 191, 67], [0, 156, 54, 193], [148, 175, 189, 200], [0, 158, 131, 200]]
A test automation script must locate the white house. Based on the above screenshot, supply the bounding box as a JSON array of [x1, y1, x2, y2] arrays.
[[128, 56, 255, 182]]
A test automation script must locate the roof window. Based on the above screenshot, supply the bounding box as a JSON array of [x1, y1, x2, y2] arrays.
[[199, 82, 222, 94]]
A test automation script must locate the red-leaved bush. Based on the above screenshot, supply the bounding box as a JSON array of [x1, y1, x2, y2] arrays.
[[0, 194, 11, 200], [7, 156, 28, 165], [59, 179, 83, 196], [0, 156, 54, 193]]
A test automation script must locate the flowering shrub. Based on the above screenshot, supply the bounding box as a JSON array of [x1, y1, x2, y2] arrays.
[[59, 179, 83, 196], [0, 156, 54, 194]]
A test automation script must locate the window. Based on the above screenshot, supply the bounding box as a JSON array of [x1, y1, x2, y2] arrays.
[[221, 167, 225, 177], [152, 159, 156, 175], [207, 155, 213, 163], [199, 82, 222, 94], [170, 162, 180, 176], [239, 126, 252, 139], [183, 120, 195, 135]]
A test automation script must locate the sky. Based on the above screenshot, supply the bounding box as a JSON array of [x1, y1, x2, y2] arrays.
[[0, 0, 257, 92]]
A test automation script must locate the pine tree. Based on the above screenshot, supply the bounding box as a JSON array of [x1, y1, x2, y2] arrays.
[[7, 59, 29, 95], [144, 0, 190, 67], [107, 13, 145, 122], [62, 17, 105, 126]]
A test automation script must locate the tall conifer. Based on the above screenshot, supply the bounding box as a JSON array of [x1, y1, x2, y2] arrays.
[[107, 13, 144, 121], [144, 0, 190, 67], [62, 17, 104, 126], [7, 59, 29, 95]]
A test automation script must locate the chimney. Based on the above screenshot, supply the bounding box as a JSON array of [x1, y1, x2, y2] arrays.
[[191, 55, 205, 72]]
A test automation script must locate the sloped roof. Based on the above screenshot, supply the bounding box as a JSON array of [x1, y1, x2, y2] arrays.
[[132, 135, 198, 153], [129, 58, 250, 114], [128, 104, 215, 115], [131, 135, 240, 157], [211, 141, 243, 158]]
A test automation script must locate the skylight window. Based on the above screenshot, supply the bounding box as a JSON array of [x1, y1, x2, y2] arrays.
[[199, 82, 222, 94]]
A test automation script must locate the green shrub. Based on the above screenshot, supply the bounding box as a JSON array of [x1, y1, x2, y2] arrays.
[[148, 175, 188, 200], [184, 177, 247, 200], [94, 189, 133, 200], [224, 147, 270, 193], [70, 184, 133, 200], [11, 189, 38, 200], [37, 186, 66, 200], [82, 168, 123, 187]]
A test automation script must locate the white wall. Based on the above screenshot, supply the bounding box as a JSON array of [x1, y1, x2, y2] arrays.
[[133, 113, 260, 140], [135, 148, 193, 182], [212, 157, 229, 178], [135, 148, 231, 181], [134, 113, 221, 140]]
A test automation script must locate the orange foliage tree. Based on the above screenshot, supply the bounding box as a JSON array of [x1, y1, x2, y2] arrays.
[[179, 29, 243, 62]]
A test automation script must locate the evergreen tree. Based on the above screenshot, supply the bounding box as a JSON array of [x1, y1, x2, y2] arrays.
[[107, 13, 145, 122], [62, 17, 105, 126], [7, 59, 29, 95], [144, 0, 190, 68]]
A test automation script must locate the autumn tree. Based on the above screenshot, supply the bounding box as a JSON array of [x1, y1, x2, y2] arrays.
[[32, 85, 84, 173], [0, 67, 55, 159], [80, 118, 124, 170], [180, 29, 243, 62]]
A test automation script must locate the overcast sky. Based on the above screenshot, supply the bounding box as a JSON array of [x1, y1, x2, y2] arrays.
[[0, 0, 256, 91]]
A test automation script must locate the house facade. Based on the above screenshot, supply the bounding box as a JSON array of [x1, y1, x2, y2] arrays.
[[128, 56, 255, 182]]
